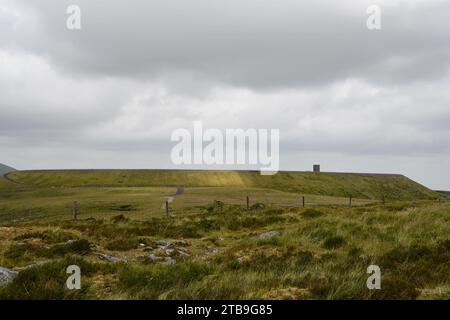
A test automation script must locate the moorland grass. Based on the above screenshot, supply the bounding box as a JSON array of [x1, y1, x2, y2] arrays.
[[0, 185, 448, 300]]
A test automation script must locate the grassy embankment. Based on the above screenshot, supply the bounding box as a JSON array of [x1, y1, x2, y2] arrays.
[[6, 169, 438, 200]]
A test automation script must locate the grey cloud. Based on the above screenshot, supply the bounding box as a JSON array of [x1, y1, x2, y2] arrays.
[[3, 0, 450, 90], [1, 0, 450, 189]]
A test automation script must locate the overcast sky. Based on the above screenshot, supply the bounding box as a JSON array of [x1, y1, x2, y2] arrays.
[[1, 0, 450, 189]]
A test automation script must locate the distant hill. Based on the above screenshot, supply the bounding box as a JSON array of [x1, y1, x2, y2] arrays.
[[8, 169, 439, 200], [0, 163, 16, 176], [436, 190, 450, 198]]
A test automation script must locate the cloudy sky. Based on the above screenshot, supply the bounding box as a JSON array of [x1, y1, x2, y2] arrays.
[[1, 0, 450, 189]]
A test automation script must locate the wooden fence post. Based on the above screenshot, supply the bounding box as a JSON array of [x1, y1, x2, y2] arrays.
[[246, 196, 250, 211], [302, 196, 305, 208], [166, 201, 169, 218], [349, 195, 352, 208], [72, 201, 78, 220]]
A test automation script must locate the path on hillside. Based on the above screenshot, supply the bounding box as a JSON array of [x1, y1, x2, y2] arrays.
[[161, 186, 185, 211], [1, 172, 23, 185]]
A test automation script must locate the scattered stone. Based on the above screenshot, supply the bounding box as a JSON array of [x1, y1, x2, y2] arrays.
[[250, 203, 266, 210], [176, 249, 191, 257], [97, 253, 126, 263], [258, 231, 280, 240], [164, 257, 176, 265], [149, 254, 163, 262], [165, 248, 175, 255], [155, 239, 188, 248], [0, 267, 18, 286], [204, 247, 221, 257]]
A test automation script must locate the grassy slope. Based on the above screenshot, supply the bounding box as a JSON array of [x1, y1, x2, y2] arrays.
[[0, 186, 379, 226], [0, 200, 448, 299], [8, 170, 438, 200], [0, 178, 13, 189], [0, 177, 22, 190]]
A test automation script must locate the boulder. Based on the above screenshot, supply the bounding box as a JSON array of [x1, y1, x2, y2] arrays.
[[258, 231, 280, 240], [164, 257, 176, 265], [0, 267, 18, 286], [97, 253, 126, 263], [149, 253, 163, 262], [155, 239, 188, 248]]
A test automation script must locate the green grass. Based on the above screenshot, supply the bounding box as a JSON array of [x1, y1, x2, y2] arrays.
[[0, 191, 448, 299], [7, 169, 438, 200], [0, 185, 380, 226], [0, 170, 447, 300], [0, 256, 106, 300], [0, 177, 21, 190], [436, 190, 450, 198]]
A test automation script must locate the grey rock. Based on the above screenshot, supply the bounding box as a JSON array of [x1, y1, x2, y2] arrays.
[[204, 247, 220, 256], [165, 249, 175, 255], [97, 253, 125, 263], [155, 239, 188, 248], [0, 267, 18, 286], [149, 253, 163, 262], [258, 231, 280, 240], [164, 257, 176, 265], [176, 248, 191, 257]]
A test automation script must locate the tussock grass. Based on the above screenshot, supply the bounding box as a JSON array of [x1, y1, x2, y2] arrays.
[[300, 208, 323, 218], [119, 262, 214, 299], [4, 239, 91, 264], [0, 185, 448, 300], [0, 256, 102, 300], [13, 229, 77, 244]]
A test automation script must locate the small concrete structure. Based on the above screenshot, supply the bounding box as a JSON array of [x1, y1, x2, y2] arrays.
[[313, 164, 321, 173]]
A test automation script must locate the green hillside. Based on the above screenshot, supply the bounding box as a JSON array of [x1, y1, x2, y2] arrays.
[[437, 190, 450, 198], [7, 170, 438, 200], [0, 178, 15, 190]]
